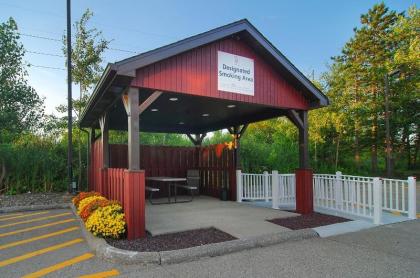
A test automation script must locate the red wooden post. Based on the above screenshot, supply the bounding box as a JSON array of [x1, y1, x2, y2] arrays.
[[295, 168, 313, 214], [124, 169, 146, 239], [288, 110, 314, 214], [100, 168, 108, 197]]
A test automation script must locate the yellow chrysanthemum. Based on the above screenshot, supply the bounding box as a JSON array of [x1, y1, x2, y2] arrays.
[[77, 195, 106, 215], [85, 204, 126, 239]]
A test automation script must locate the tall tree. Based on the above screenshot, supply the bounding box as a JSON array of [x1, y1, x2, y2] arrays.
[[0, 18, 44, 142], [62, 9, 110, 188], [390, 5, 420, 169], [333, 3, 400, 174]]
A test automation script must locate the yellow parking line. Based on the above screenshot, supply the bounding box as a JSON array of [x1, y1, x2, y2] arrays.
[[0, 226, 80, 250], [0, 212, 72, 228], [21, 253, 94, 278], [0, 213, 23, 219], [0, 238, 84, 267], [0, 211, 49, 222], [79, 269, 120, 278], [0, 219, 76, 238]]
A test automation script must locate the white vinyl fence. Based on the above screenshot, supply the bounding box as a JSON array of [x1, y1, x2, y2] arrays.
[[236, 170, 295, 208], [236, 170, 417, 224]]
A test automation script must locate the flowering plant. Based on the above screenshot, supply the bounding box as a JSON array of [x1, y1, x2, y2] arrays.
[[85, 203, 126, 238], [77, 195, 106, 215], [72, 191, 100, 208], [79, 199, 121, 222]]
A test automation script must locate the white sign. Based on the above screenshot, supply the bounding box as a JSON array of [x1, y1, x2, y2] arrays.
[[218, 51, 254, 96]]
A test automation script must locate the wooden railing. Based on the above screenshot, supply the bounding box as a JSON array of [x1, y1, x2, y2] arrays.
[[107, 168, 125, 205], [237, 170, 417, 224]]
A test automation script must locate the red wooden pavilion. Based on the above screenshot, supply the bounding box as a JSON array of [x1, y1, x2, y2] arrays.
[[80, 19, 329, 240]]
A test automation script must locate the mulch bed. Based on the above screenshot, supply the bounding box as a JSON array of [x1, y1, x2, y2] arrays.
[[0, 192, 72, 208], [268, 211, 350, 230], [106, 227, 237, 252]]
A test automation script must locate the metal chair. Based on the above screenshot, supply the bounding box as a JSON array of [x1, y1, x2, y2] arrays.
[[174, 169, 199, 202]]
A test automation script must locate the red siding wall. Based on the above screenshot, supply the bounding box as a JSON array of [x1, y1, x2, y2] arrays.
[[90, 141, 237, 200], [131, 37, 309, 110], [106, 144, 236, 200]]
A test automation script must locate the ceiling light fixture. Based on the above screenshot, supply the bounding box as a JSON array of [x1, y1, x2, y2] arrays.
[[169, 97, 178, 101], [179, 122, 184, 125], [227, 104, 236, 108], [202, 113, 210, 117], [151, 108, 158, 112]]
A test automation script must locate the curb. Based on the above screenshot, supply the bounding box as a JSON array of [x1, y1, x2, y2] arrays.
[[0, 203, 70, 213], [160, 228, 318, 264], [70, 204, 160, 264], [70, 204, 319, 265]]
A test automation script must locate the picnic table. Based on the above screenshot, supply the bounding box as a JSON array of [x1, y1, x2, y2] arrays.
[[146, 176, 187, 204]]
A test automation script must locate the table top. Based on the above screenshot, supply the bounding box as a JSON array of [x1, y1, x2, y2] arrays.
[[146, 176, 187, 182]]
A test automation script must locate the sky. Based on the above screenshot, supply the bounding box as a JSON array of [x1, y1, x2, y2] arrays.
[[0, 0, 417, 115]]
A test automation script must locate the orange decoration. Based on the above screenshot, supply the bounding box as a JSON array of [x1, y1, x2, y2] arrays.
[[215, 144, 224, 158], [224, 141, 234, 150]]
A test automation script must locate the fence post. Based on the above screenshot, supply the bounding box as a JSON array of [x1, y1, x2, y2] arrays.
[[263, 171, 269, 202], [408, 176, 417, 219], [335, 171, 343, 209], [373, 177, 382, 225], [272, 170, 279, 209], [236, 170, 242, 203]]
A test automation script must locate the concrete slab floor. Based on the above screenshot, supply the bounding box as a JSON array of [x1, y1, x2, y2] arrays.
[[146, 196, 299, 238], [122, 219, 420, 278]]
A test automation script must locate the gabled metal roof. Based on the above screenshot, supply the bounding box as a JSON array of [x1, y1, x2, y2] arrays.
[[80, 19, 329, 128]]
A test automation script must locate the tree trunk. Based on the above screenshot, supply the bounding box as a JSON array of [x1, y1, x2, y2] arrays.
[[354, 78, 361, 171], [371, 89, 378, 174], [0, 161, 6, 192], [354, 122, 360, 170], [413, 129, 420, 168], [404, 126, 411, 169], [77, 85, 83, 189], [335, 134, 340, 171]]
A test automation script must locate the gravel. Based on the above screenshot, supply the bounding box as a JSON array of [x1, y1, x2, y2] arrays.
[[106, 227, 237, 252], [268, 212, 350, 230], [0, 192, 72, 208]]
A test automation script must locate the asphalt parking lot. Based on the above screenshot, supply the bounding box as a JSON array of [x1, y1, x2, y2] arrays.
[[0, 209, 119, 277]]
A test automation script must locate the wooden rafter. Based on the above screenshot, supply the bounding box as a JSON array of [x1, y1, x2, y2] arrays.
[[139, 91, 162, 115]]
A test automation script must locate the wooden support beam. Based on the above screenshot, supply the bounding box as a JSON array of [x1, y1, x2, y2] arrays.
[[122, 92, 129, 115], [287, 110, 304, 130], [228, 124, 248, 171], [228, 124, 248, 139], [126, 87, 140, 170], [99, 114, 109, 168], [139, 91, 162, 115], [89, 128, 96, 143], [187, 134, 197, 145], [87, 128, 96, 191], [285, 110, 309, 168], [238, 124, 248, 138], [298, 111, 309, 169], [187, 133, 207, 146]]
